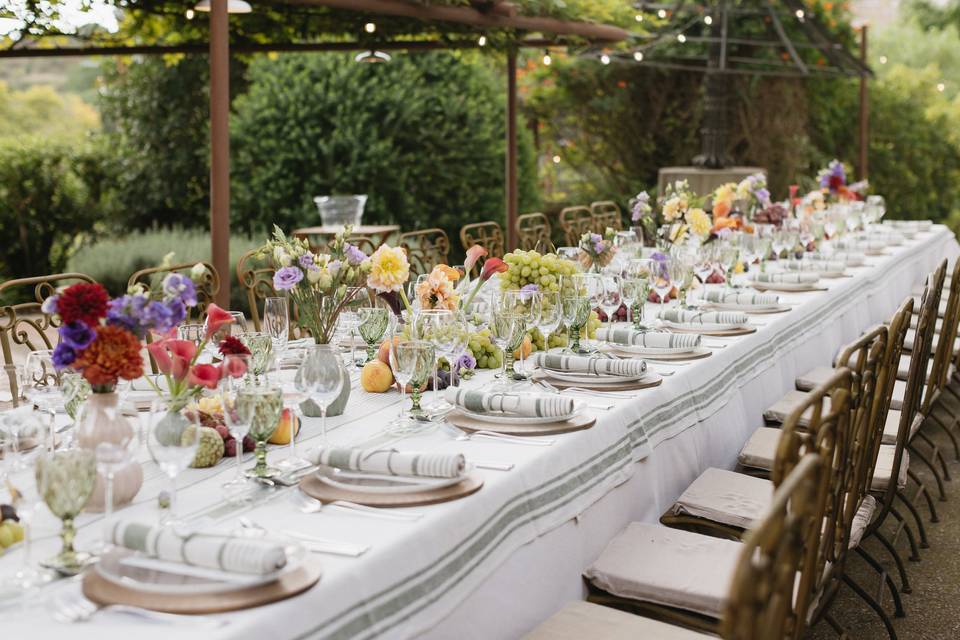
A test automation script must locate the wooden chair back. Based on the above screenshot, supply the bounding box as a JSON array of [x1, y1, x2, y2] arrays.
[[516, 213, 553, 252], [919, 261, 950, 414], [398, 228, 450, 276], [236, 249, 276, 332], [459, 222, 505, 275], [127, 262, 220, 321], [722, 454, 824, 640], [590, 201, 623, 231], [558, 206, 593, 247], [0, 273, 97, 407]]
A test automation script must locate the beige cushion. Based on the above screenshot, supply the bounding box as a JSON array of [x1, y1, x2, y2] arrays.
[[910, 296, 948, 318], [871, 445, 909, 492], [764, 390, 829, 425], [897, 353, 935, 381], [522, 601, 714, 640], [882, 409, 925, 445], [849, 495, 877, 549], [796, 366, 835, 392], [737, 426, 781, 470], [666, 468, 773, 530], [584, 522, 741, 618], [890, 379, 907, 411], [909, 314, 944, 334]]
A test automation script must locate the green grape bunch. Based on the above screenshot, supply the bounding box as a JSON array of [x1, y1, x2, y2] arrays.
[[466, 328, 503, 370], [501, 250, 578, 295]]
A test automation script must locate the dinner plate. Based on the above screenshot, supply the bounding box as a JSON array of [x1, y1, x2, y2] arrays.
[[461, 401, 585, 425], [603, 343, 699, 356], [542, 368, 648, 385], [315, 465, 472, 495], [95, 546, 304, 596], [662, 320, 747, 332], [702, 302, 787, 314], [608, 346, 713, 361], [749, 281, 826, 292]]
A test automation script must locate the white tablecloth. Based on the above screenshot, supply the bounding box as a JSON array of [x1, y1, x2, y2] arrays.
[[1, 225, 956, 639]]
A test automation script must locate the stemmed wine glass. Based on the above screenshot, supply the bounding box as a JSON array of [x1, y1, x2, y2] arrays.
[[599, 274, 622, 331], [650, 258, 675, 318], [387, 340, 435, 430], [35, 448, 97, 574], [498, 290, 540, 381], [263, 297, 290, 363], [295, 345, 344, 443], [0, 414, 48, 587], [90, 411, 140, 555], [23, 350, 63, 451], [414, 309, 466, 408], [537, 291, 563, 351], [145, 398, 200, 525], [489, 307, 523, 384], [559, 273, 598, 353], [738, 235, 763, 284], [357, 301, 391, 365], [219, 354, 254, 500], [622, 258, 654, 328], [337, 287, 365, 368], [719, 245, 740, 289]]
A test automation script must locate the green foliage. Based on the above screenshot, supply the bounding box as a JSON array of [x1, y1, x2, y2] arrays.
[[0, 80, 99, 139], [66, 227, 261, 312], [232, 52, 538, 255], [0, 137, 110, 280]]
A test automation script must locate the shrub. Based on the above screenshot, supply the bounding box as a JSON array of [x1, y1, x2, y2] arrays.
[[66, 228, 262, 313], [231, 52, 539, 259]]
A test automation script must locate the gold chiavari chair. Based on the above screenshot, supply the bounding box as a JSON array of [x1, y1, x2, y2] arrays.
[[558, 206, 593, 247], [127, 262, 220, 321], [516, 212, 553, 253], [524, 454, 825, 640], [0, 273, 97, 406], [235, 250, 310, 340], [459, 222, 504, 276], [398, 228, 450, 277], [590, 201, 624, 232]]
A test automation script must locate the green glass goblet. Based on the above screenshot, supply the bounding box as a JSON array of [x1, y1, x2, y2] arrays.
[[242, 385, 284, 479], [35, 449, 97, 575], [357, 307, 390, 365], [240, 332, 274, 381]]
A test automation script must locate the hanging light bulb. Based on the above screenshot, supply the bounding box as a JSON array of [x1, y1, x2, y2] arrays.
[[193, 0, 252, 14], [635, 14, 643, 22], [657, 9, 667, 19], [364, 22, 376, 33], [937, 82, 946, 92], [677, 34, 687, 43], [795, 9, 805, 20], [633, 51, 644, 62], [185, 8, 195, 19], [704, 15, 713, 26], [600, 54, 611, 65], [542, 51, 552, 66], [879, 55, 888, 64], [355, 50, 391, 64], [478, 35, 487, 47], [552, 155, 561, 164]]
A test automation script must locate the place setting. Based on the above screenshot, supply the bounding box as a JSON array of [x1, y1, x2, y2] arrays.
[[528, 351, 662, 392], [749, 271, 828, 293], [696, 289, 791, 315], [655, 307, 758, 337], [595, 326, 713, 361], [443, 386, 596, 437]]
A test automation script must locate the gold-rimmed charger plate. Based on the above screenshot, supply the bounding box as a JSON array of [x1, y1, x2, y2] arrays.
[[299, 471, 483, 508], [82, 558, 322, 614], [446, 410, 596, 436]]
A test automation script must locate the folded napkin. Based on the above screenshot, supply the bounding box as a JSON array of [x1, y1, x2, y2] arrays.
[[444, 387, 575, 418], [307, 446, 465, 479], [596, 327, 701, 349], [754, 272, 820, 284], [808, 252, 865, 267], [658, 308, 748, 326], [833, 239, 887, 252], [110, 520, 287, 575], [530, 352, 647, 377], [782, 260, 845, 274], [701, 290, 780, 308]]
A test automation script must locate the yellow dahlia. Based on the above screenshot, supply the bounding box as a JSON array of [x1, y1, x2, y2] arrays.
[[367, 245, 410, 293], [688, 208, 712, 237]]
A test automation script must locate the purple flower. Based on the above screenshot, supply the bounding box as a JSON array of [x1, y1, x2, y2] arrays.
[[819, 160, 846, 190], [273, 266, 304, 291], [167, 298, 186, 328], [52, 343, 76, 369], [107, 294, 149, 335], [162, 273, 198, 307], [344, 244, 366, 267], [328, 259, 342, 278], [455, 352, 477, 372], [41, 294, 59, 315], [519, 283, 540, 302], [755, 188, 771, 207], [143, 300, 178, 334], [298, 254, 315, 270], [59, 321, 96, 350]]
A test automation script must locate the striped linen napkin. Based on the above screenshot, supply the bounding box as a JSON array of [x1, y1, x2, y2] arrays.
[[833, 239, 887, 252], [307, 446, 465, 479], [444, 387, 576, 418], [808, 252, 865, 267], [596, 327, 701, 349], [782, 260, 845, 273], [530, 352, 647, 377], [110, 520, 288, 575], [754, 272, 820, 284], [658, 308, 749, 326], [701, 290, 780, 308]]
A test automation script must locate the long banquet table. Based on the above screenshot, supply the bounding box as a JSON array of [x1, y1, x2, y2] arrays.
[[2, 225, 958, 640]]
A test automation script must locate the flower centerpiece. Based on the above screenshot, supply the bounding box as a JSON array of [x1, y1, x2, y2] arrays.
[[658, 180, 712, 247], [578, 228, 617, 272], [816, 159, 868, 203]]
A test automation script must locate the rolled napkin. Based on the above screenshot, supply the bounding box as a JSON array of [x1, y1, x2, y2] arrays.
[[307, 446, 465, 479], [753, 272, 820, 284], [596, 327, 701, 349], [808, 251, 865, 267], [782, 260, 845, 273], [444, 387, 576, 418], [110, 520, 288, 575], [530, 352, 647, 377], [701, 290, 780, 308], [833, 239, 887, 252], [658, 308, 748, 327]]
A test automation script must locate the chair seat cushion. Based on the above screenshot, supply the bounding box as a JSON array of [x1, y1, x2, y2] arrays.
[[890, 379, 907, 411], [764, 390, 828, 425], [871, 445, 909, 492], [897, 354, 934, 381], [849, 495, 877, 549], [881, 409, 924, 445], [666, 468, 774, 530], [796, 366, 835, 392], [522, 601, 714, 640], [584, 522, 742, 618], [904, 329, 960, 353], [737, 426, 781, 470]]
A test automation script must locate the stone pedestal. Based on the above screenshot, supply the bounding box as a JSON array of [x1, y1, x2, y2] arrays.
[[658, 166, 766, 199]]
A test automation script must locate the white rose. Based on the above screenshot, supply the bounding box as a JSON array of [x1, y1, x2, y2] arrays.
[[190, 262, 207, 280], [307, 268, 322, 284]]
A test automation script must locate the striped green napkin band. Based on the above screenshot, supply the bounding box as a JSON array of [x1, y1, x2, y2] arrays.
[[444, 388, 575, 418], [783, 260, 845, 273], [701, 290, 780, 307], [754, 272, 820, 284], [596, 327, 701, 349], [530, 352, 647, 377], [658, 308, 749, 326], [308, 447, 465, 479]]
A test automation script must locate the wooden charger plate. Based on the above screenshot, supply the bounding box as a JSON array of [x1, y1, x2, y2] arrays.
[[748, 283, 828, 293], [666, 325, 758, 337], [603, 346, 713, 362], [533, 371, 663, 392], [447, 410, 596, 437], [299, 471, 483, 508], [82, 559, 322, 614], [702, 303, 792, 315]]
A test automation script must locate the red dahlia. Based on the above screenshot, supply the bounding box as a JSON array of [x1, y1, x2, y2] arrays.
[[218, 335, 251, 356], [57, 283, 109, 326]]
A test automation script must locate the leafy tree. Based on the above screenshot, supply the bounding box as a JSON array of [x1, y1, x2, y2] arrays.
[[0, 81, 99, 139], [231, 51, 539, 252]]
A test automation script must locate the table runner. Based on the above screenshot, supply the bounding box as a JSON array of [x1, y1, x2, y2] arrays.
[[0, 225, 956, 640]]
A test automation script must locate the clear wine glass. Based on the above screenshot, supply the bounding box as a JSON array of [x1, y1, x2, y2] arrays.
[[23, 350, 62, 451], [0, 415, 49, 588], [497, 290, 540, 381], [388, 340, 435, 430], [489, 307, 522, 384], [599, 274, 622, 331], [219, 354, 254, 500], [414, 309, 459, 408], [623, 258, 654, 327], [337, 288, 365, 368], [295, 345, 344, 443], [263, 297, 290, 362], [537, 291, 563, 351], [144, 398, 200, 526], [92, 422, 139, 555], [650, 258, 675, 317]]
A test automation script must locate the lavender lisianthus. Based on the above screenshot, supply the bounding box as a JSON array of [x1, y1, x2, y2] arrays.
[[162, 273, 198, 307], [273, 266, 304, 291], [631, 191, 651, 222], [519, 283, 540, 303], [455, 352, 477, 373], [344, 244, 366, 267], [107, 294, 150, 335], [41, 294, 59, 315], [298, 254, 315, 270], [328, 259, 342, 278], [754, 188, 771, 207], [60, 321, 96, 350], [52, 343, 76, 369], [143, 300, 178, 334]]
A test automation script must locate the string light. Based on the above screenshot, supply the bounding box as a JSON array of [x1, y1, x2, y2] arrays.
[[600, 54, 611, 65], [185, 8, 195, 19], [478, 35, 487, 47], [937, 82, 946, 92], [364, 22, 376, 33], [657, 9, 667, 19], [878, 55, 888, 64], [704, 15, 713, 25], [795, 9, 805, 20], [633, 51, 644, 62], [635, 14, 644, 22], [543, 51, 552, 66], [552, 155, 561, 164], [677, 34, 687, 43]]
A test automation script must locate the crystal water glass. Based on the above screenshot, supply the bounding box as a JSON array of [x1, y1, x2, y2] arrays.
[[35, 448, 97, 574], [388, 340, 435, 428], [240, 331, 274, 380], [599, 274, 622, 330], [537, 291, 563, 350], [220, 354, 254, 499], [295, 345, 343, 444], [358, 304, 391, 364], [177, 323, 205, 345], [497, 291, 540, 381], [0, 420, 48, 588], [623, 258, 654, 327], [145, 398, 200, 523], [263, 297, 289, 360], [23, 350, 62, 451], [650, 258, 675, 318], [415, 309, 466, 405]]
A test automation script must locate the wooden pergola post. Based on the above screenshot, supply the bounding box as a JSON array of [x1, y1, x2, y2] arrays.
[[505, 47, 518, 252], [858, 25, 869, 181], [210, 0, 231, 308]]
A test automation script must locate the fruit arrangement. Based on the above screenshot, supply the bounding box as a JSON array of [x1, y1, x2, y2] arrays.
[[0, 504, 23, 553], [501, 250, 577, 294], [190, 396, 256, 461], [185, 425, 225, 468], [594, 304, 629, 323], [466, 329, 503, 370]]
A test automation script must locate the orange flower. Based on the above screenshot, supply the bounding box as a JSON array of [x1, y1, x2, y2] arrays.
[[711, 216, 740, 234], [713, 200, 731, 218], [74, 325, 144, 387], [435, 265, 461, 282]]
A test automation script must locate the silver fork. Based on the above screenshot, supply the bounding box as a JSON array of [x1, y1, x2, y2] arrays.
[[53, 593, 226, 626], [535, 379, 635, 399], [443, 424, 554, 447], [292, 490, 422, 521]]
